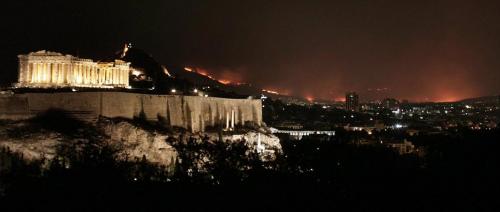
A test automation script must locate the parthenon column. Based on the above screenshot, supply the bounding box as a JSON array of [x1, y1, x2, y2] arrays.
[[85, 65, 91, 84], [84, 65, 88, 84], [18, 61, 24, 83], [106, 69, 111, 84], [44, 63, 49, 83], [31, 63, 36, 83], [66, 64, 71, 84], [39, 63, 43, 83], [63, 63, 68, 84], [46, 63, 51, 83], [25, 62, 31, 83], [78, 64, 83, 84], [59, 63, 64, 84], [82, 64, 85, 84], [41, 63, 46, 83], [36, 63, 41, 83], [90, 66, 94, 84], [57, 63, 63, 84], [50, 63, 56, 83], [74, 64, 79, 84], [82, 65, 86, 84]]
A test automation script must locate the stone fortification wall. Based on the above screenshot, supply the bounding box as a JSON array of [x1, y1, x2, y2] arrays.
[[0, 92, 262, 132]]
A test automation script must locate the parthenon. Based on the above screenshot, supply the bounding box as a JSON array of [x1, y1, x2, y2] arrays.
[[15, 50, 130, 88]]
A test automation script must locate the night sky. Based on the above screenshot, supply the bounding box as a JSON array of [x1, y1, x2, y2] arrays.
[[2, 0, 500, 102]]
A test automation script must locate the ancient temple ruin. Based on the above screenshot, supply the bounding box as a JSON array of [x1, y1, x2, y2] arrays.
[[15, 50, 130, 88]]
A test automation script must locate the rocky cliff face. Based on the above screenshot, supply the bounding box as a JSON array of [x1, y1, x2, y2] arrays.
[[99, 120, 177, 166], [0, 117, 281, 169]]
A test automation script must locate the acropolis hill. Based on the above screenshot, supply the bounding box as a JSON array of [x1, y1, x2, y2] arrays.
[[0, 50, 263, 133]]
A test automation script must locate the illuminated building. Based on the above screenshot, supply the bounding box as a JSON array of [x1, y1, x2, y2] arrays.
[[15, 50, 130, 88], [382, 98, 400, 109], [345, 92, 359, 111], [385, 139, 416, 155]]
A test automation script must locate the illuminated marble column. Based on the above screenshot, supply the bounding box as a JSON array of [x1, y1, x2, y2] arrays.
[[97, 68, 102, 84], [31, 63, 36, 83], [50, 63, 55, 83], [88, 66, 91, 84], [23, 62, 30, 83], [64, 63, 69, 84], [21, 62, 26, 83], [124, 69, 127, 85], [73, 64, 77, 84], [84, 65, 88, 84], [119, 69, 123, 85], [49, 63, 53, 83], [112, 69, 116, 84], [44, 63, 49, 83], [46, 63, 51, 83], [50, 63, 56, 83], [28, 63, 34, 83], [111, 69, 114, 84], [93, 66, 97, 84], [123, 69, 126, 85], [82, 64, 86, 84], [59, 63, 64, 84], [54, 63, 59, 84], [103, 69, 107, 84], [18, 61, 24, 83], [79, 64, 83, 84], [107, 69, 111, 84], [95, 67, 99, 84], [90, 66, 94, 84], [56, 63, 60, 84], [82, 65, 86, 84], [57, 63, 62, 84], [120, 70, 124, 86], [104, 69, 107, 84], [92, 66, 96, 84], [69, 63, 75, 84], [79, 64, 82, 84], [125, 69, 129, 87], [118, 69, 122, 85], [74, 64, 79, 84], [38, 63, 43, 83], [65, 64, 70, 84], [52, 63, 57, 83], [36, 63, 41, 83], [82, 64, 85, 84], [33, 63, 38, 83], [104, 68, 108, 84], [115, 69, 118, 84], [41, 63, 46, 83], [39, 63, 43, 83]]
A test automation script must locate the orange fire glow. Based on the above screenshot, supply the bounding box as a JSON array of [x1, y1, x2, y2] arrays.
[[262, 89, 280, 95], [334, 97, 345, 102], [218, 79, 232, 85]]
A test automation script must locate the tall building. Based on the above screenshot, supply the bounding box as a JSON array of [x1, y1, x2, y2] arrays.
[[382, 98, 400, 109], [345, 92, 359, 111]]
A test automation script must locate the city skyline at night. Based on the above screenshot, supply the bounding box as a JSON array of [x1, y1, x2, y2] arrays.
[[2, 1, 500, 102]]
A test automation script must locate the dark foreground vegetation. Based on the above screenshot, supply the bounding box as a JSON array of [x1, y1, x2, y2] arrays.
[[1, 114, 499, 211]]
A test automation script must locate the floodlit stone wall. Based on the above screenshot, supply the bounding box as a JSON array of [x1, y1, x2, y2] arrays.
[[0, 92, 262, 132]]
